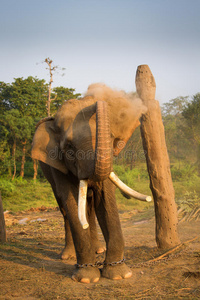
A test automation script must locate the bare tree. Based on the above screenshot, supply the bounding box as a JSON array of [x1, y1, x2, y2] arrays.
[[44, 58, 57, 117]]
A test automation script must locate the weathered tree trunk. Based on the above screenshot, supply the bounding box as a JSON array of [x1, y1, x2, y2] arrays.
[[20, 140, 27, 178], [0, 192, 7, 243], [135, 65, 180, 249], [12, 139, 16, 181], [33, 159, 39, 180]]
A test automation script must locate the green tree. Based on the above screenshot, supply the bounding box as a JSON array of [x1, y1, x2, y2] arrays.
[[51, 86, 81, 114], [161, 96, 190, 164], [0, 82, 12, 175], [0, 77, 48, 177], [2, 109, 34, 179], [0, 77, 81, 178], [182, 93, 200, 174], [9, 77, 48, 118]]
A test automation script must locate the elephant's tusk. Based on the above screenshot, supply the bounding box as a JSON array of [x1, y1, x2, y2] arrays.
[[109, 172, 152, 202], [78, 180, 89, 229]]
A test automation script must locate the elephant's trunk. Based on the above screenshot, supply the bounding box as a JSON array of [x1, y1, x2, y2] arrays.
[[93, 101, 112, 181], [78, 100, 112, 229], [77, 100, 152, 229]]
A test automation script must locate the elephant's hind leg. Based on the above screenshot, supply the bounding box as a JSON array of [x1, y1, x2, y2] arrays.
[[40, 162, 76, 260], [60, 216, 76, 260], [87, 189, 106, 254]]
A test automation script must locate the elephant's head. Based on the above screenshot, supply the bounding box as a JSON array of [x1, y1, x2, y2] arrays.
[[32, 84, 151, 228]]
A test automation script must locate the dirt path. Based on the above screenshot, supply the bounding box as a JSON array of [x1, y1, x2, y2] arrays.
[[0, 208, 199, 299]]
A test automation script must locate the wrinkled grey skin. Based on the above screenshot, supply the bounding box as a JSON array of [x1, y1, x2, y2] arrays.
[[31, 97, 141, 283]]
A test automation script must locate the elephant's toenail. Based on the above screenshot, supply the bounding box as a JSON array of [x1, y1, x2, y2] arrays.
[[80, 278, 90, 283], [96, 247, 106, 254], [124, 272, 132, 279], [113, 275, 122, 280]]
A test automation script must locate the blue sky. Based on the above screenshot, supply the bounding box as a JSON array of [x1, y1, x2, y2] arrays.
[[0, 0, 199, 103]]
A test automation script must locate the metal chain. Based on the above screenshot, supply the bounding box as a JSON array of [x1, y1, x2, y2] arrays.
[[103, 258, 126, 267], [75, 247, 191, 269], [75, 258, 125, 269]]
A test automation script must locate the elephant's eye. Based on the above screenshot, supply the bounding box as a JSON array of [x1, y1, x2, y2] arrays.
[[65, 142, 74, 150], [64, 142, 76, 161]]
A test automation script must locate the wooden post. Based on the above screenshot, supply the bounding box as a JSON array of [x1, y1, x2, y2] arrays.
[[0, 192, 7, 243], [135, 65, 180, 249]]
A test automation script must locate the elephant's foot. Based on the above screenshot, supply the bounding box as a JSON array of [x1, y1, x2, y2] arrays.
[[72, 267, 101, 283], [101, 263, 132, 280], [61, 245, 76, 260], [94, 241, 106, 254]]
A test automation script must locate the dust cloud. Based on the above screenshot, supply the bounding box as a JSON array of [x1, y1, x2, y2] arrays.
[[84, 83, 147, 139]]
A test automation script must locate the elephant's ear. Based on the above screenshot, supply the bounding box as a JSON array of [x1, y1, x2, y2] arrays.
[[31, 119, 67, 174]]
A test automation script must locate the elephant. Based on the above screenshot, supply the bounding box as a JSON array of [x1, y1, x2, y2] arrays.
[[32, 83, 151, 283]]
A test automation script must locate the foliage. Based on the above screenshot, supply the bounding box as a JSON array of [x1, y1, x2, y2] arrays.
[[176, 191, 200, 222], [113, 164, 149, 186], [0, 76, 80, 178], [1, 178, 56, 212], [162, 96, 190, 162], [182, 93, 200, 142], [182, 93, 200, 174], [177, 191, 199, 212], [51, 86, 81, 113], [171, 164, 198, 181], [0, 178, 16, 197]]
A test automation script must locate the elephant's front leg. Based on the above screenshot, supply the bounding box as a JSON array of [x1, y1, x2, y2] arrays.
[[62, 190, 105, 260], [65, 184, 101, 283], [94, 180, 132, 280], [51, 169, 101, 283]]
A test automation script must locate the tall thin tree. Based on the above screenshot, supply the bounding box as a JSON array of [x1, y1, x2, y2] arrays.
[[45, 58, 57, 117]]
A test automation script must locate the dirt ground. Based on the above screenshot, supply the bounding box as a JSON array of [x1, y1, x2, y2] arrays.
[[0, 207, 199, 300]]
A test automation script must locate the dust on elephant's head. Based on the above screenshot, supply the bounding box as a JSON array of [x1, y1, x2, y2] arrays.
[[32, 83, 147, 181]]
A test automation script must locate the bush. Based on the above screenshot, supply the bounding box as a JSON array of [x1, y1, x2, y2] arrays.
[[171, 164, 198, 181], [113, 164, 149, 186], [176, 191, 199, 212], [0, 177, 56, 212], [0, 179, 16, 197]]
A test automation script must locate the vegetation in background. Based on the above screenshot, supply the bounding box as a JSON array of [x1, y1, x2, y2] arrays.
[[0, 72, 80, 180], [0, 178, 56, 212], [0, 61, 199, 213]]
